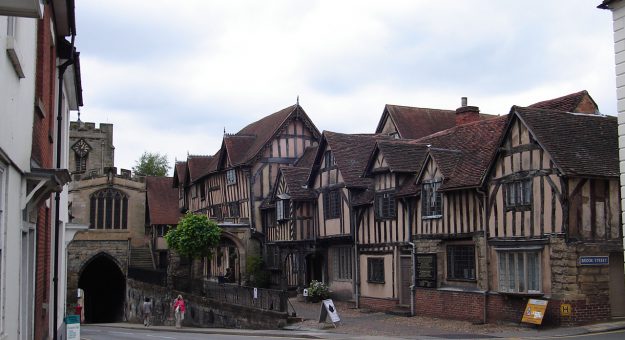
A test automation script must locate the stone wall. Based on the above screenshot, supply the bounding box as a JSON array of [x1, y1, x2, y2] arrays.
[[126, 279, 288, 329]]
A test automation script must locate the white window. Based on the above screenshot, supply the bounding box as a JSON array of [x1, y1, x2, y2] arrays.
[[498, 250, 541, 294], [226, 169, 236, 185], [276, 199, 289, 221]]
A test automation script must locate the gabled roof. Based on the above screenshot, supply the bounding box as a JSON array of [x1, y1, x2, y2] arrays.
[[294, 145, 318, 168], [512, 106, 618, 178], [146, 176, 182, 225], [364, 140, 428, 176], [226, 104, 320, 167], [172, 161, 187, 188], [186, 155, 213, 182], [375, 105, 496, 139], [416, 116, 508, 190], [280, 167, 317, 200], [528, 90, 599, 114], [309, 131, 383, 188]]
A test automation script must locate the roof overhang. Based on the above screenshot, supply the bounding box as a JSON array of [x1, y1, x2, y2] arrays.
[[52, 0, 76, 37], [0, 0, 44, 18]]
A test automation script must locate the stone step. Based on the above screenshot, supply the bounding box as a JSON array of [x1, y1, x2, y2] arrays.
[[130, 247, 154, 269]]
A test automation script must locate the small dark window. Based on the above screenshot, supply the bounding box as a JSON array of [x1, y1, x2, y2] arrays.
[[422, 181, 442, 218], [200, 181, 206, 200], [211, 205, 222, 220], [229, 202, 240, 217], [367, 258, 385, 283], [375, 192, 396, 219], [504, 179, 532, 210], [323, 189, 341, 220], [446, 245, 476, 280]]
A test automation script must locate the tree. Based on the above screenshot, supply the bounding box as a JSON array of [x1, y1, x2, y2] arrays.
[[132, 151, 170, 177], [165, 213, 222, 278]]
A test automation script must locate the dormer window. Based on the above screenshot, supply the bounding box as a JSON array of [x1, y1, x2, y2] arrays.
[[226, 169, 236, 185], [276, 199, 290, 221]]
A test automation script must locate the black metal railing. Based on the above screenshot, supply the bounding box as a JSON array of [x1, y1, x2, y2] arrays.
[[128, 267, 167, 286], [171, 275, 288, 313]]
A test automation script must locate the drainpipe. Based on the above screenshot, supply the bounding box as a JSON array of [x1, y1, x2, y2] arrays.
[[408, 241, 416, 317], [53, 33, 76, 340], [353, 208, 360, 308], [477, 187, 489, 324]]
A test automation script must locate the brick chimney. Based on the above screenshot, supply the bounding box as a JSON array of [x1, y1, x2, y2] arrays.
[[456, 97, 480, 126]]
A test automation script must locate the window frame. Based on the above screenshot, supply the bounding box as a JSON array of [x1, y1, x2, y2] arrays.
[[497, 250, 542, 294], [446, 245, 476, 281], [226, 169, 237, 185], [374, 191, 396, 220], [323, 150, 335, 170], [504, 178, 532, 211], [367, 257, 385, 284], [333, 246, 353, 280], [276, 199, 290, 222], [229, 201, 240, 217], [422, 180, 442, 219], [89, 188, 128, 229], [323, 189, 341, 220]]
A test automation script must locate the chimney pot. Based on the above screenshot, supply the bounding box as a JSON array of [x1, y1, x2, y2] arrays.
[[461, 97, 468, 107]]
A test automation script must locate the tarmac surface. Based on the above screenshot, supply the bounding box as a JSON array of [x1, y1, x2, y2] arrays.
[[93, 297, 625, 339]]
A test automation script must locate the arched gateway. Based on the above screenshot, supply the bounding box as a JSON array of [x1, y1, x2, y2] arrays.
[[78, 252, 126, 323]]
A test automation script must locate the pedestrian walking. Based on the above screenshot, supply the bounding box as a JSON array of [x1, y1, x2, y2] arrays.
[[142, 297, 152, 327], [173, 295, 186, 328]]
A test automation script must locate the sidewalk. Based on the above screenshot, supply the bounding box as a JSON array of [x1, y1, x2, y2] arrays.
[[91, 298, 625, 339]]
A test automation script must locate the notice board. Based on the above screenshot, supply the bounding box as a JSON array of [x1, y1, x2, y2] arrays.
[[415, 254, 437, 288]]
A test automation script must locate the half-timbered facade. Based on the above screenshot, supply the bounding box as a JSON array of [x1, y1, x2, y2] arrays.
[[172, 104, 320, 283]]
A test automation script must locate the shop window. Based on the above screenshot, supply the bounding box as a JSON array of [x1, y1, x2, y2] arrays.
[[446, 245, 476, 280], [498, 250, 541, 293], [422, 180, 442, 218], [367, 257, 385, 283]]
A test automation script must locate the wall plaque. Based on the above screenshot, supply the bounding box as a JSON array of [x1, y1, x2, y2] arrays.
[[415, 254, 437, 288]]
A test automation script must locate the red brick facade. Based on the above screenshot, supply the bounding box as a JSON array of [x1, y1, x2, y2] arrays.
[[359, 296, 399, 312]]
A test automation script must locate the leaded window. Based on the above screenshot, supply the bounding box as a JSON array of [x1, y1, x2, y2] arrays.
[[229, 202, 240, 217], [375, 192, 396, 219], [89, 189, 128, 229], [324, 150, 335, 169], [323, 189, 341, 220], [446, 245, 476, 280], [226, 169, 236, 185], [498, 250, 541, 293], [333, 247, 352, 280], [504, 179, 532, 210], [422, 180, 442, 218], [367, 257, 384, 283]]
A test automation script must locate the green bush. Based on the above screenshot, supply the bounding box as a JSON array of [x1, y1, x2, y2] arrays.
[[246, 255, 270, 288], [308, 280, 329, 300]]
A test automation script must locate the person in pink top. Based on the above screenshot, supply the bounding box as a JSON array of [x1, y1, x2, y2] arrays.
[[173, 295, 186, 328]]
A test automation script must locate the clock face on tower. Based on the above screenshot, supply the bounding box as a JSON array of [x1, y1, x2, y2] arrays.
[[72, 139, 91, 157]]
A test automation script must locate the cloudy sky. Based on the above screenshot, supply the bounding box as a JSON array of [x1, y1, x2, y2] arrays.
[[73, 0, 616, 174]]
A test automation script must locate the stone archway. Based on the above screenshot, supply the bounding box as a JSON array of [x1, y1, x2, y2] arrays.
[[78, 252, 126, 323], [217, 231, 246, 284]]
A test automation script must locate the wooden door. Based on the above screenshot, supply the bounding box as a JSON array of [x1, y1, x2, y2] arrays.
[[609, 252, 625, 316]]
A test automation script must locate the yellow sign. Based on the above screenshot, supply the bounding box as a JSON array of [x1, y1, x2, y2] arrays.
[[521, 299, 549, 325], [560, 303, 572, 317]]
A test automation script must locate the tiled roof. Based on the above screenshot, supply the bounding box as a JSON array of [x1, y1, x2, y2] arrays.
[[513, 106, 618, 177], [281, 167, 316, 200], [228, 104, 320, 166], [416, 116, 508, 190], [372, 140, 429, 174], [352, 188, 375, 206], [187, 155, 213, 182], [146, 176, 182, 225], [294, 145, 318, 168], [323, 131, 383, 188], [396, 174, 420, 197], [173, 161, 187, 186], [528, 90, 598, 113], [377, 105, 496, 139]]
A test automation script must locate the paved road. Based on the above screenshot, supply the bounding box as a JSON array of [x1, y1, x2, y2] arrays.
[[82, 325, 316, 340]]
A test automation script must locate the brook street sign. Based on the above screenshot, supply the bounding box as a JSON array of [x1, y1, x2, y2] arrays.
[[578, 256, 609, 266]]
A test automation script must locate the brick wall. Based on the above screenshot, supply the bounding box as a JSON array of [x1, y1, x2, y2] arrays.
[[359, 296, 399, 312], [415, 288, 485, 321]]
